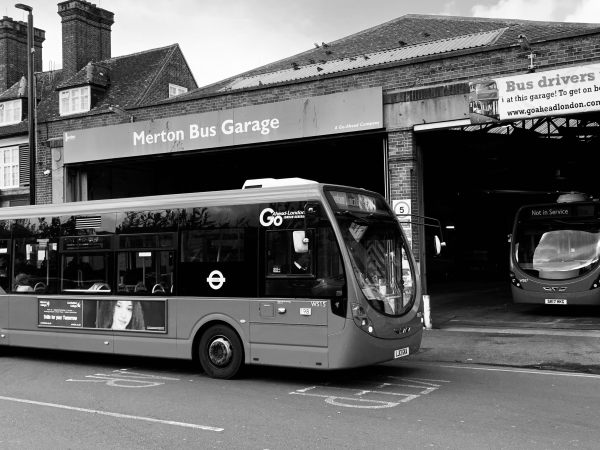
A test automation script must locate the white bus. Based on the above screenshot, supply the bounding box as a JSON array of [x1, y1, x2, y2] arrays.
[[510, 195, 600, 306], [0, 179, 423, 378]]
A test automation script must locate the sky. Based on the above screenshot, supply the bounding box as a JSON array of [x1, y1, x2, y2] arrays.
[[4, 0, 600, 87]]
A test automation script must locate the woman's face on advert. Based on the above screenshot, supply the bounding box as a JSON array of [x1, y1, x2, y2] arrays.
[[112, 300, 133, 330]]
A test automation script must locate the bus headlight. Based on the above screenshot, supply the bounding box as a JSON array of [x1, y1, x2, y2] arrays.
[[351, 302, 367, 319], [351, 302, 374, 333], [509, 272, 523, 289]]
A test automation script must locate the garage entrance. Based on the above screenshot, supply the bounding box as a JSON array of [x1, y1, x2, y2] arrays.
[[418, 114, 600, 328], [72, 132, 386, 200]]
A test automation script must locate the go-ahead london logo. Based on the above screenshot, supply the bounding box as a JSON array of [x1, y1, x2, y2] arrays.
[[259, 208, 305, 227]]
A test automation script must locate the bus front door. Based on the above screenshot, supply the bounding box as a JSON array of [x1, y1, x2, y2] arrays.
[[249, 299, 328, 368]]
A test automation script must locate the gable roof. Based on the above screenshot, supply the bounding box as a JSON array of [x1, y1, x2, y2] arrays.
[[34, 44, 190, 121], [0, 76, 27, 101], [0, 43, 197, 131], [222, 28, 507, 91], [177, 14, 600, 99]]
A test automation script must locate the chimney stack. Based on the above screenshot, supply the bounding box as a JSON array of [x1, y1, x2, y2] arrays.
[[58, 0, 114, 79], [0, 16, 45, 91]]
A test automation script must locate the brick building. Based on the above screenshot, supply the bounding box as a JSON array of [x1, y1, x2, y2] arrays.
[[0, 0, 197, 205], [2, 5, 600, 287]]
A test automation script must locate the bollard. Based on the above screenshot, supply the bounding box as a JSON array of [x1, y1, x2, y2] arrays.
[[422, 294, 432, 329]]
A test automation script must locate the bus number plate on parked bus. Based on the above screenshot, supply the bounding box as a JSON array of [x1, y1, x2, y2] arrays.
[[394, 347, 410, 359], [545, 299, 567, 305]]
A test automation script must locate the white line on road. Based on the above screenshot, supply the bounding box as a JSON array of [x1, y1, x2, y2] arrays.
[[0, 395, 224, 432], [395, 376, 451, 383], [436, 364, 600, 379], [439, 326, 600, 338]]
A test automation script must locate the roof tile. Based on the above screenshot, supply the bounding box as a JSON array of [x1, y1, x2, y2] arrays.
[[220, 28, 507, 91], [180, 14, 600, 98]]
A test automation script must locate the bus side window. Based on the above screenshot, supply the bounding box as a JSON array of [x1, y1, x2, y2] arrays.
[[12, 238, 59, 294], [0, 244, 10, 293], [264, 226, 346, 305], [266, 230, 314, 276], [61, 252, 111, 293], [117, 250, 174, 295]]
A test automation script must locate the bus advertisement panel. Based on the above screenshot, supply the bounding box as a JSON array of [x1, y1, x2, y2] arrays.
[[38, 298, 167, 331]]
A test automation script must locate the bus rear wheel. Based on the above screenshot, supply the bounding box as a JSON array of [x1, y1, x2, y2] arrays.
[[198, 324, 244, 379]]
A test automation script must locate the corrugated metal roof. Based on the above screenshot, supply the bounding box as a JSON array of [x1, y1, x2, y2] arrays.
[[219, 28, 507, 92]]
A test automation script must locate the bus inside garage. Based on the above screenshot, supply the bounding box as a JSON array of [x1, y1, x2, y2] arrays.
[[70, 132, 386, 200], [418, 113, 600, 312]]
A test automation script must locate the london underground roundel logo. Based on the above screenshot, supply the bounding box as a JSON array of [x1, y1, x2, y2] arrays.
[[206, 270, 226, 290], [259, 208, 283, 227]]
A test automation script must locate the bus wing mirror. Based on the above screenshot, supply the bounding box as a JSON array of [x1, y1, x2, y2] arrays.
[[433, 235, 445, 256], [293, 231, 309, 253]]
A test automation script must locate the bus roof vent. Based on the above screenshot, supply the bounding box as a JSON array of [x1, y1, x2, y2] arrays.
[[556, 192, 589, 203], [242, 178, 317, 189]]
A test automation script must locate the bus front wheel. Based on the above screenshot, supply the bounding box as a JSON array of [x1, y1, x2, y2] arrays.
[[198, 324, 244, 379]]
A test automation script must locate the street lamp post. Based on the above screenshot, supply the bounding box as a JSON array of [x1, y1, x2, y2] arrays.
[[15, 3, 35, 205]]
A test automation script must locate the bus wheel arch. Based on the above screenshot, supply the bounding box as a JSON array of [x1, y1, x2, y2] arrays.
[[194, 321, 245, 379]]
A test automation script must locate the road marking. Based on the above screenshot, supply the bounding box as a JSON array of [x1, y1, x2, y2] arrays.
[[437, 363, 600, 379], [0, 395, 223, 432], [290, 377, 450, 409], [66, 369, 181, 388], [291, 386, 409, 408], [438, 326, 600, 338], [385, 376, 450, 394]]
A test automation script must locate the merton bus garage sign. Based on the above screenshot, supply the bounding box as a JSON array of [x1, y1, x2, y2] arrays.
[[469, 63, 600, 122], [63, 87, 383, 164]]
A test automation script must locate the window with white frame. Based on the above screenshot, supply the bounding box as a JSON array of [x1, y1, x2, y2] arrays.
[[59, 86, 91, 116], [0, 146, 19, 189], [169, 83, 188, 98], [0, 100, 23, 126]]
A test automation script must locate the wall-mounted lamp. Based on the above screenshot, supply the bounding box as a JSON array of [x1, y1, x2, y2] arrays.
[[517, 34, 536, 72], [527, 53, 536, 72]]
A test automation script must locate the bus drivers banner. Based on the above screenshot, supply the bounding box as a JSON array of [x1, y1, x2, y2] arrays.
[[469, 63, 600, 121]]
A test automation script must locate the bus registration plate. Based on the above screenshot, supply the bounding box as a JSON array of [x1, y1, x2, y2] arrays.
[[394, 347, 410, 359], [545, 298, 567, 305]]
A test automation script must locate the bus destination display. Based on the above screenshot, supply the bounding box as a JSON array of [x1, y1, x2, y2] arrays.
[[328, 190, 386, 214], [526, 204, 595, 220]]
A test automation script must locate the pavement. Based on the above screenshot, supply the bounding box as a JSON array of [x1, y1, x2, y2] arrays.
[[410, 281, 600, 374]]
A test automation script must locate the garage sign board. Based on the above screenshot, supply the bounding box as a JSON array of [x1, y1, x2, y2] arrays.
[[64, 87, 383, 164], [469, 63, 600, 121]]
